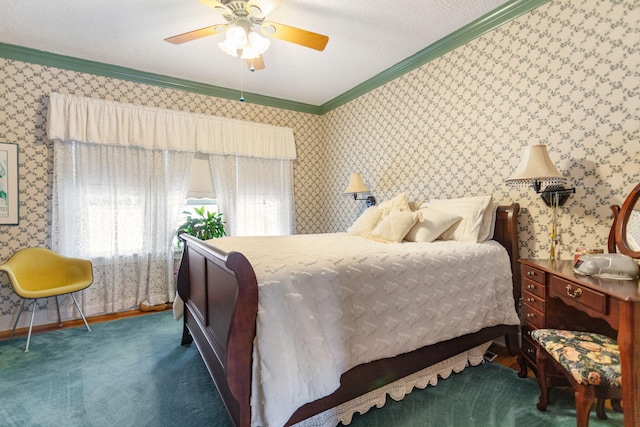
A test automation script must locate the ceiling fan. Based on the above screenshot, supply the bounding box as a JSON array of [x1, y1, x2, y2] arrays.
[[165, 0, 329, 71]]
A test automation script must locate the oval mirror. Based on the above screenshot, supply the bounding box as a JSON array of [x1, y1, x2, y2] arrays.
[[615, 183, 640, 258]]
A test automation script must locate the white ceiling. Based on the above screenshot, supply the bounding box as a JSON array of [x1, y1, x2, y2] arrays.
[[0, 0, 510, 106]]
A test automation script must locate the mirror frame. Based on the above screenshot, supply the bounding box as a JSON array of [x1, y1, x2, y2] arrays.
[[615, 183, 640, 259]]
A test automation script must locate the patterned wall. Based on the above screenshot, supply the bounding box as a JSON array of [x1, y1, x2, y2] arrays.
[[0, 0, 638, 327], [0, 61, 325, 326], [325, 0, 639, 261]]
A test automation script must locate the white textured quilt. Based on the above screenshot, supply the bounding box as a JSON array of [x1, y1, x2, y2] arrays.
[[209, 233, 519, 427]]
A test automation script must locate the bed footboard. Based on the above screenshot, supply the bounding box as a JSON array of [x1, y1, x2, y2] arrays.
[[177, 231, 257, 427]]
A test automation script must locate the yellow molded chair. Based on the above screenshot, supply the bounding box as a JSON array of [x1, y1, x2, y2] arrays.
[[0, 248, 93, 351]]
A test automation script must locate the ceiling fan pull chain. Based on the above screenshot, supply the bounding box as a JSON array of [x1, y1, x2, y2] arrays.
[[239, 56, 245, 102]]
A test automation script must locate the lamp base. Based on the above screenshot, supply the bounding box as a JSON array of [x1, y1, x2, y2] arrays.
[[540, 186, 575, 207]]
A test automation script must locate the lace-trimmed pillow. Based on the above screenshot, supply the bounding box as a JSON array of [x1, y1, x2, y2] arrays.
[[347, 206, 383, 236], [364, 210, 419, 243], [377, 193, 412, 218]]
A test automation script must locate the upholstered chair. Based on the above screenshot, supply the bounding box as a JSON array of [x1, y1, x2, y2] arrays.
[[531, 329, 623, 427]]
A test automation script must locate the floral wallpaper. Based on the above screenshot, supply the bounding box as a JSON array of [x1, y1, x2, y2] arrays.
[[325, 0, 639, 261], [0, 62, 325, 327], [0, 0, 638, 329]]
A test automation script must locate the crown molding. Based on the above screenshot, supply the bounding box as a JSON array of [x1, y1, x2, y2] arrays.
[[319, 0, 550, 114], [0, 0, 549, 116], [0, 42, 322, 115]]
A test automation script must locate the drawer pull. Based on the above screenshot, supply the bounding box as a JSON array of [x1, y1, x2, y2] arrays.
[[527, 348, 535, 354], [526, 313, 535, 319], [527, 271, 536, 277], [566, 284, 583, 299], [527, 284, 535, 290], [527, 297, 535, 303]]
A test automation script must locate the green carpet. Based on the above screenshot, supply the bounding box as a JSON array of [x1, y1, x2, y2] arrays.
[[0, 312, 623, 426]]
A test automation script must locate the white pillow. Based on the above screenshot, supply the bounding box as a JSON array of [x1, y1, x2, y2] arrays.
[[364, 210, 419, 243], [482, 201, 500, 242], [421, 195, 493, 243], [377, 193, 412, 218], [404, 208, 462, 243], [347, 206, 383, 236]]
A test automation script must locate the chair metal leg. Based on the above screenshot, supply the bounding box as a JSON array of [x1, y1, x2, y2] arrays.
[[25, 300, 37, 352], [10, 299, 27, 339], [71, 293, 91, 332], [55, 296, 62, 327]]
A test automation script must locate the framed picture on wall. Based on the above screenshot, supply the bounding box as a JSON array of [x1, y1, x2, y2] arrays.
[[0, 143, 19, 225]]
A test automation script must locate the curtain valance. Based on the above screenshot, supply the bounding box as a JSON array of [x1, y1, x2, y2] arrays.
[[46, 92, 296, 160]]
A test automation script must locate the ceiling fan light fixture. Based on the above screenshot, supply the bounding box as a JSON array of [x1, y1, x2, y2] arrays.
[[218, 25, 249, 57], [167, 0, 328, 68], [218, 38, 239, 57], [226, 25, 248, 46], [241, 31, 270, 58]]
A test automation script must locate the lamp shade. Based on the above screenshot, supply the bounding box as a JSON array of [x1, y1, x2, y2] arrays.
[[241, 31, 270, 59], [505, 144, 567, 188], [218, 25, 248, 57], [344, 173, 370, 194]]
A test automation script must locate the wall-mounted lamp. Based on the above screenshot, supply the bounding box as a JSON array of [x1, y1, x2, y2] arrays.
[[344, 173, 376, 207], [505, 144, 576, 260], [505, 144, 576, 207]]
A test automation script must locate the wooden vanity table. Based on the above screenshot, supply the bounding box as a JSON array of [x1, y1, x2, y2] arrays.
[[517, 258, 640, 426], [518, 183, 640, 426]]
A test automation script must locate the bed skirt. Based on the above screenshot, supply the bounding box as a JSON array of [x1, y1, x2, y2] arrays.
[[294, 342, 492, 427]]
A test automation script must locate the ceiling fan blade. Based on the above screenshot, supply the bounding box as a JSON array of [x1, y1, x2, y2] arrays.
[[164, 24, 227, 44], [199, 0, 232, 15], [246, 55, 266, 71], [261, 21, 329, 51], [246, 0, 282, 18]]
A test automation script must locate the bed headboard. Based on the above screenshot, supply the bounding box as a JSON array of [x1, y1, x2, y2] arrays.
[[494, 204, 521, 306]]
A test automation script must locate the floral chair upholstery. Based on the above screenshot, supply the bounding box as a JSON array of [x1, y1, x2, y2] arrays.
[[531, 329, 622, 427]]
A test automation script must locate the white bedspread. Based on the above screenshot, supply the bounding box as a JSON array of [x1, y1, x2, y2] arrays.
[[209, 233, 520, 427]]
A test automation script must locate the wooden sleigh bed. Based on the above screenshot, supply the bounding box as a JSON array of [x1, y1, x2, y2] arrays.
[[176, 203, 521, 427]]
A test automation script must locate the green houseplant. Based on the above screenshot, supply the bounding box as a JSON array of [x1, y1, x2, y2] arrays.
[[177, 206, 226, 241]]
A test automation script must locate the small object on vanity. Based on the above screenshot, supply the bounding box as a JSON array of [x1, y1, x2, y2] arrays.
[[573, 247, 604, 263], [574, 253, 640, 280]]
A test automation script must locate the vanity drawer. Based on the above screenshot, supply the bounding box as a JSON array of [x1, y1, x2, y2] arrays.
[[549, 275, 607, 314], [522, 277, 546, 299], [522, 289, 545, 313], [521, 335, 537, 362], [522, 265, 546, 285], [521, 304, 545, 329]]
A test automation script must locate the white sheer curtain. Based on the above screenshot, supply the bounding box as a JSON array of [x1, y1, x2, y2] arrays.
[[211, 155, 295, 236], [52, 141, 192, 316], [46, 92, 296, 318]]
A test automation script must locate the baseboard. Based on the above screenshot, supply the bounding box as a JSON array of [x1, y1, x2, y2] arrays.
[[0, 306, 172, 340]]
